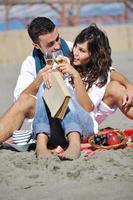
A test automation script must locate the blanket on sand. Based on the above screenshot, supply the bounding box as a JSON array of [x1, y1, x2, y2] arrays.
[[0, 128, 133, 158]]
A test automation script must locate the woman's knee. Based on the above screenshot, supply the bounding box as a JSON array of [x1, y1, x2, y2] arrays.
[[105, 81, 125, 98], [102, 81, 126, 107]]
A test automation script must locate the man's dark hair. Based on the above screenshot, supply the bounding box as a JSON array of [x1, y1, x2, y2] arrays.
[[27, 17, 55, 43]]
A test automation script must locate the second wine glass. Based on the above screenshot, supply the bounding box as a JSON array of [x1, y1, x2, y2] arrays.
[[52, 50, 65, 64], [44, 52, 54, 66]]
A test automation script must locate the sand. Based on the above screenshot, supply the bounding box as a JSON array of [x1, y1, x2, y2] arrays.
[[0, 52, 133, 200]]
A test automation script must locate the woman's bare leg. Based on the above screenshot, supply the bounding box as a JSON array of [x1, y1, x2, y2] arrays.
[[103, 81, 133, 119]]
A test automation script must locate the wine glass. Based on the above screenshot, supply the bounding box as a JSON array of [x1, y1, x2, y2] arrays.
[[52, 50, 65, 64], [44, 51, 54, 66], [52, 50, 70, 79]]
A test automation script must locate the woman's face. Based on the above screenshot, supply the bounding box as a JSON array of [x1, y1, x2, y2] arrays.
[[72, 41, 91, 66]]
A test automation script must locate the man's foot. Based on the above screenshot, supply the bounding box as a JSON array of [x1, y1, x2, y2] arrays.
[[36, 133, 52, 158], [35, 146, 52, 158], [59, 142, 81, 160], [59, 132, 81, 160]]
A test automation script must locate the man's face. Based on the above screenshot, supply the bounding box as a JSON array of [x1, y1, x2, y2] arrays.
[[33, 28, 60, 54]]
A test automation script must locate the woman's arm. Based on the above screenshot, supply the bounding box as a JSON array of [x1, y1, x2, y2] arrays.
[[73, 73, 94, 112], [110, 70, 132, 87], [58, 63, 94, 112]]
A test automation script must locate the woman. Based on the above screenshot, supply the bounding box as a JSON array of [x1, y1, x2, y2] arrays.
[[32, 24, 133, 160]]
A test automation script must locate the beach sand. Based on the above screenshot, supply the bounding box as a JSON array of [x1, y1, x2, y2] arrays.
[[0, 52, 133, 200]]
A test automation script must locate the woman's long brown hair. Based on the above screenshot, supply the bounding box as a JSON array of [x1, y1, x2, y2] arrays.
[[71, 24, 112, 91]]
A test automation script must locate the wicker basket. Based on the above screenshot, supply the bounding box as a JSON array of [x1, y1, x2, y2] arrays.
[[88, 130, 128, 150]]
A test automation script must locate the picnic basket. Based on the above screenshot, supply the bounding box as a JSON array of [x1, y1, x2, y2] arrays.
[[88, 130, 128, 150]]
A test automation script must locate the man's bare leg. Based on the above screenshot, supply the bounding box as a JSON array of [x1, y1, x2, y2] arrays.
[[60, 132, 81, 160], [0, 66, 48, 144], [0, 93, 36, 143], [103, 81, 133, 119], [35, 133, 52, 158]]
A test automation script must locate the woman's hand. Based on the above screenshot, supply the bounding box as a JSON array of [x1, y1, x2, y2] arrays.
[[57, 62, 80, 79]]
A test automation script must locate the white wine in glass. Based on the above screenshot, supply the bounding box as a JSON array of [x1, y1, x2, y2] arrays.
[[52, 50, 65, 64], [44, 52, 54, 66], [53, 50, 70, 79]]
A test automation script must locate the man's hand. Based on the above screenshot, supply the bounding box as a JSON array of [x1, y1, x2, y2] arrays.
[[38, 65, 52, 89]]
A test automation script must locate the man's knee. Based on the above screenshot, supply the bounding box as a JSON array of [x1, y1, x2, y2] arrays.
[[17, 93, 36, 118]]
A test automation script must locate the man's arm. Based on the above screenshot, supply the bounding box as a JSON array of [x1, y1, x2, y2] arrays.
[[22, 65, 52, 96], [14, 56, 36, 101], [14, 54, 53, 101], [110, 70, 133, 107]]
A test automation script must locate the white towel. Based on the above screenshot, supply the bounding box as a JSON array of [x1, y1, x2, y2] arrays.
[[12, 130, 32, 145]]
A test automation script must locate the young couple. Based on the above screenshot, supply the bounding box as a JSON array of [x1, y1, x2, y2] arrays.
[[0, 17, 133, 160]]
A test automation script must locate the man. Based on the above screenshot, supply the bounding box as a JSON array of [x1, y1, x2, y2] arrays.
[[0, 17, 133, 144], [0, 17, 72, 145], [14, 17, 73, 101]]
